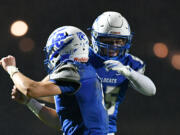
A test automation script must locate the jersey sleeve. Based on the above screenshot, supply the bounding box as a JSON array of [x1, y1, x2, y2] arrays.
[[49, 60, 81, 95], [50, 79, 79, 95], [128, 54, 146, 74]]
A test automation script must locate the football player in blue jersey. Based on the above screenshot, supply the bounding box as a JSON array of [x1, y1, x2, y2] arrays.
[[88, 11, 156, 135], [9, 11, 156, 135], [0, 26, 108, 135]]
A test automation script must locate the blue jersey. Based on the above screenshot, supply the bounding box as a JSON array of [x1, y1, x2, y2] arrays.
[[89, 49, 145, 133], [53, 62, 108, 135]]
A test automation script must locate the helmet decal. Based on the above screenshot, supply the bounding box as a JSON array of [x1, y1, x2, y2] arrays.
[[44, 26, 89, 73]]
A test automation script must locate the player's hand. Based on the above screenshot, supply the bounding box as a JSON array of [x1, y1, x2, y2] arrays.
[[104, 60, 131, 77], [0, 55, 16, 72], [11, 85, 30, 105]]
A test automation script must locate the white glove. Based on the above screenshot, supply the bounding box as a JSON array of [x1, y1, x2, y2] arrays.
[[105, 60, 156, 96], [104, 60, 132, 78]]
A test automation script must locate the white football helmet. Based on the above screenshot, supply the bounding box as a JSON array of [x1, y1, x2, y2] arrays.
[[91, 11, 133, 60], [44, 26, 89, 72]]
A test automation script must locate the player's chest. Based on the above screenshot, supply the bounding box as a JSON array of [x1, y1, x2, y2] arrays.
[[96, 67, 128, 94], [96, 67, 126, 86]]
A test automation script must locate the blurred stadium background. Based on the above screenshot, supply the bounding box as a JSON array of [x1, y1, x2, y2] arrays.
[[0, 0, 179, 135]]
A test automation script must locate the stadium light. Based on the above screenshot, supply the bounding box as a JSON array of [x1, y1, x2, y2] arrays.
[[10, 20, 28, 37], [153, 42, 168, 58], [19, 37, 34, 52], [171, 53, 180, 70]]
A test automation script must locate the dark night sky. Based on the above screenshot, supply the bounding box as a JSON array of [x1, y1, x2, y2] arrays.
[[0, 0, 180, 135]]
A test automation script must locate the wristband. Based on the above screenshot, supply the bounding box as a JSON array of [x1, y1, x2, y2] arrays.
[[7, 66, 19, 78], [26, 99, 44, 116]]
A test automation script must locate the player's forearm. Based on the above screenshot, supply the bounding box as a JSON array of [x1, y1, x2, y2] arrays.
[[128, 69, 156, 96], [26, 99, 60, 130], [11, 72, 38, 97], [11, 72, 51, 98], [5, 66, 46, 97], [11, 71, 61, 98]]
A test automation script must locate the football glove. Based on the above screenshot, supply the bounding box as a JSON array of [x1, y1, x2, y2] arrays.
[[104, 60, 131, 78]]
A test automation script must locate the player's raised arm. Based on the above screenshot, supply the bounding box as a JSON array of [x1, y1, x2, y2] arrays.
[[11, 85, 60, 130], [0, 55, 80, 98], [0, 55, 61, 98]]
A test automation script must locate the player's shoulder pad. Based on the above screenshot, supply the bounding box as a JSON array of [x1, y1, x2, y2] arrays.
[[128, 54, 144, 64], [128, 53, 145, 74], [50, 62, 80, 84]]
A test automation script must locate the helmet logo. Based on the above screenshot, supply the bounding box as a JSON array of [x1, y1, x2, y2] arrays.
[[77, 32, 85, 40]]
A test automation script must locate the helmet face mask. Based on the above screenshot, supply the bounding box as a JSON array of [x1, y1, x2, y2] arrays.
[[98, 37, 127, 57], [44, 26, 89, 73], [91, 11, 133, 60]]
